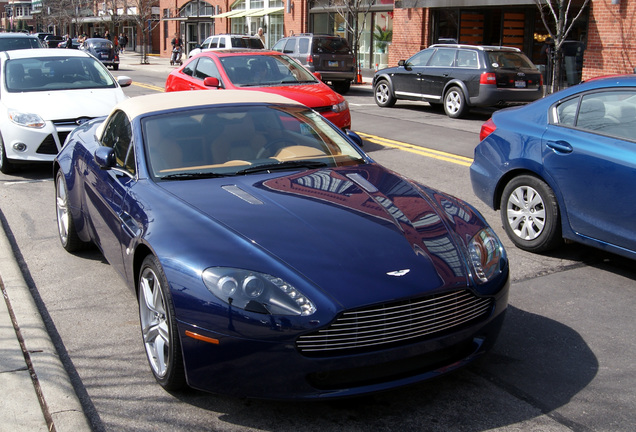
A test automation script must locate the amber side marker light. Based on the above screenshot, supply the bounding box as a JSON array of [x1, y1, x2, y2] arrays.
[[185, 330, 220, 344]]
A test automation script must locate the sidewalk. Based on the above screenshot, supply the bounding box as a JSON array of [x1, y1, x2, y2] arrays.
[[0, 224, 91, 431]]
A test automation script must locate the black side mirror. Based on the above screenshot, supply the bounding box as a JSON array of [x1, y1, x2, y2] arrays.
[[94, 146, 116, 170]]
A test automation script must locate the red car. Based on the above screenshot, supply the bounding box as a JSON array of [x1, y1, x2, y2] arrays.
[[165, 50, 351, 130]]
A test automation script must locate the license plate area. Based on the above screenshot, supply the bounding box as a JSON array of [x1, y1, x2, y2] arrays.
[[515, 80, 527, 88], [328, 60, 339, 68]]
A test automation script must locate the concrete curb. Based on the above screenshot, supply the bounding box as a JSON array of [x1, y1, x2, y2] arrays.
[[0, 222, 91, 432]]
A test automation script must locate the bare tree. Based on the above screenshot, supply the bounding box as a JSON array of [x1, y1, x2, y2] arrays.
[[126, 0, 160, 64], [43, 0, 90, 36], [333, 0, 375, 82], [535, 0, 590, 93]]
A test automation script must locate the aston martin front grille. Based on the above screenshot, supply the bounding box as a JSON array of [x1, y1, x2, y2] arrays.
[[296, 290, 493, 357]]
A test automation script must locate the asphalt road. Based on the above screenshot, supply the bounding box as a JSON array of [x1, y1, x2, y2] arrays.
[[0, 56, 634, 431]]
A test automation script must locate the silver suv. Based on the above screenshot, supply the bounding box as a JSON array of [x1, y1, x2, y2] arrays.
[[272, 34, 356, 94], [188, 34, 264, 58], [373, 44, 543, 118]]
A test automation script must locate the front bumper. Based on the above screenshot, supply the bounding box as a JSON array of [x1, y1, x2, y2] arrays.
[[177, 278, 509, 399], [2, 120, 79, 163]]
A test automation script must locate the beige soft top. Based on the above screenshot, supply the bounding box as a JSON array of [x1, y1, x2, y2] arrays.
[[115, 90, 304, 120]]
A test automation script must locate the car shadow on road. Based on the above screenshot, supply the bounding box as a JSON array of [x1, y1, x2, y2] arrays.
[[172, 305, 597, 432]]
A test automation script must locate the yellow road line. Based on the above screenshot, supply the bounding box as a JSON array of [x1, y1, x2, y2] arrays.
[[132, 82, 165, 92], [356, 131, 474, 167]]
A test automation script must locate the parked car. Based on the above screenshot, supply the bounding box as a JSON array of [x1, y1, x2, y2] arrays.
[[0, 32, 44, 51], [373, 44, 543, 118], [80, 38, 119, 69], [44, 34, 65, 48], [0, 48, 131, 173], [57, 38, 81, 49], [165, 50, 351, 130], [188, 34, 264, 58], [272, 33, 356, 94], [54, 89, 509, 399], [470, 74, 636, 260]]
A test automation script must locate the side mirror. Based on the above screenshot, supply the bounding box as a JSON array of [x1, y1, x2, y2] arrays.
[[313, 72, 322, 81], [94, 146, 116, 170], [345, 130, 363, 147], [117, 76, 133, 87], [203, 76, 221, 88]]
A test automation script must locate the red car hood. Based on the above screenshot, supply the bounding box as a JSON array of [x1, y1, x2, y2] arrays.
[[239, 82, 342, 109]]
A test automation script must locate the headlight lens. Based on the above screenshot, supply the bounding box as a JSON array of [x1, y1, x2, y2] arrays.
[[202, 268, 316, 316], [332, 100, 348, 113], [8, 110, 46, 128], [468, 228, 505, 284]]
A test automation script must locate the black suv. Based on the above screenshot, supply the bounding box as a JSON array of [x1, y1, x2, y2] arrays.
[[272, 34, 356, 94], [373, 44, 543, 118]]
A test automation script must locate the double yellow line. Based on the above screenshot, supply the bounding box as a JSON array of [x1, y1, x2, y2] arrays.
[[132, 82, 165, 92], [356, 131, 474, 167]]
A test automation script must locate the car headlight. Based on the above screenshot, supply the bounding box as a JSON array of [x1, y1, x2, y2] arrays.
[[468, 228, 505, 284], [9, 109, 46, 128], [202, 268, 316, 316], [332, 100, 348, 113]]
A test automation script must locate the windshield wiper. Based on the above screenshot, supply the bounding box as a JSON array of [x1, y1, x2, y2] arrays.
[[235, 160, 328, 175], [161, 172, 228, 180]]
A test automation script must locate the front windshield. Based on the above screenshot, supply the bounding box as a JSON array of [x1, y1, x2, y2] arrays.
[[5, 56, 116, 92], [142, 104, 365, 180], [219, 54, 317, 87]]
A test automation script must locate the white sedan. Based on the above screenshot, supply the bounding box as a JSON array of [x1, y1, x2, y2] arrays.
[[0, 48, 131, 173]]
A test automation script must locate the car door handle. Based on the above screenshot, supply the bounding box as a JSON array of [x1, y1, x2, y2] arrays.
[[546, 140, 573, 154]]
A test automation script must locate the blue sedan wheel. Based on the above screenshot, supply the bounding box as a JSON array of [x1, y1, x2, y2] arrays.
[[500, 175, 562, 253], [138, 255, 186, 390]]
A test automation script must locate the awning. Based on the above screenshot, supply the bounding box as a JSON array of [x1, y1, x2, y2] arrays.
[[212, 7, 284, 18], [245, 7, 284, 17], [211, 9, 247, 18]]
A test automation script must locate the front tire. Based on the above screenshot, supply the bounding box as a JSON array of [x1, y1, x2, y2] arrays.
[[138, 255, 187, 391], [500, 175, 562, 253], [443, 86, 469, 118], [333, 80, 351, 94], [374, 79, 396, 107], [0, 135, 15, 174], [55, 171, 86, 252]]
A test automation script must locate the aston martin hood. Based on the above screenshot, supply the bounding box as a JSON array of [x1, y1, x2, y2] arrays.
[[161, 165, 478, 308]]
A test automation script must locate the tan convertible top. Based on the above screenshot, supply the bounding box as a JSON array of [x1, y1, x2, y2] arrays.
[[116, 90, 304, 120]]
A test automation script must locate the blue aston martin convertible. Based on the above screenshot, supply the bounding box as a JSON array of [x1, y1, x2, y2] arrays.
[[54, 90, 509, 399]]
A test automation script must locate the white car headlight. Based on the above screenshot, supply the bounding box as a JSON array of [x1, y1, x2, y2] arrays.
[[332, 100, 348, 113], [9, 109, 46, 128], [202, 267, 316, 316], [468, 228, 505, 284]]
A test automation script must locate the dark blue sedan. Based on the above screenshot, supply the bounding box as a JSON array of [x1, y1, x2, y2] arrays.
[[55, 90, 509, 399], [471, 74, 636, 260]]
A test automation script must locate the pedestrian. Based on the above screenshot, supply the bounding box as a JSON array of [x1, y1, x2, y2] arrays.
[[104, 30, 111, 41], [118, 33, 126, 53], [257, 27, 265, 45]]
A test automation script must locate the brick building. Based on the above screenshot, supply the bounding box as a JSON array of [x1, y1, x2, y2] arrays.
[[159, 0, 635, 82]]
